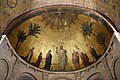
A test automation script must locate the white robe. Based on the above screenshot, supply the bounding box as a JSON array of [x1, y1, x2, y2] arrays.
[[26, 50, 33, 62], [57, 49, 68, 70]]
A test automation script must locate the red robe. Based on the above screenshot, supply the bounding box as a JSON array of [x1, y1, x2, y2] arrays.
[[83, 54, 89, 66], [35, 55, 42, 67]]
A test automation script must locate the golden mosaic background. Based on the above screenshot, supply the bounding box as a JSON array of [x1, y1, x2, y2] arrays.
[[8, 13, 112, 71]]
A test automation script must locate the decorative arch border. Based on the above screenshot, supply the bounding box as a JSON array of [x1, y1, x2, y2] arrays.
[[2, 3, 117, 73], [3, 3, 116, 35]]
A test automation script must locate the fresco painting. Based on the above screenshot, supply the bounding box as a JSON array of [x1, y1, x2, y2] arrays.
[[8, 11, 113, 71]]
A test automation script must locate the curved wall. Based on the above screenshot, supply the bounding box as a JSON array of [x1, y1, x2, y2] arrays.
[[5, 5, 113, 71], [0, 0, 120, 80], [0, 32, 120, 80]]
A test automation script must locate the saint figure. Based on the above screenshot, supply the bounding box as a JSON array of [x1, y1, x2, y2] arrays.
[[72, 50, 80, 69], [90, 46, 99, 61], [56, 45, 68, 71], [80, 52, 89, 66], [26, 47, 34, 63], [35, 52, 42, 67], [44, 50, 52, 70]]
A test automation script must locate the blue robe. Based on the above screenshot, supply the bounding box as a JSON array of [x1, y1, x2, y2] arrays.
[[44, 52, 52, 70], [90, 48, 99, 61]]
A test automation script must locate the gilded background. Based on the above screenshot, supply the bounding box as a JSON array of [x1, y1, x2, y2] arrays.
[[8, 13, 112, 71]]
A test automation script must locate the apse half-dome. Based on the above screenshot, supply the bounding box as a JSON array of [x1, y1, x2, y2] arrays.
[[6, 5, 114, 71]]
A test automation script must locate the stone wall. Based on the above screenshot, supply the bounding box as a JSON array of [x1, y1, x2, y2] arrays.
[[0, 32, 120, 80]]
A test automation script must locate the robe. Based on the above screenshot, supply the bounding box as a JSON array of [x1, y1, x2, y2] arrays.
[[90, 48, 99, 61], [35, 55, 42, 67], [72, 52, 80, 69], [81, 53, 89, 66], [44, 52, 52, 70], [26, 49, 33, 63], [57, 49, 68, 70]]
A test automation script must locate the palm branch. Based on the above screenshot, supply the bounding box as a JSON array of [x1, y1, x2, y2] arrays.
[[81, 22, 94, 38], [28, 23, 41, 38], [15, 30, 27, 51], [96, 32, 106, 51], [15, 23, 41, 51]]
